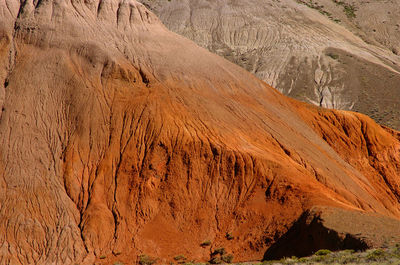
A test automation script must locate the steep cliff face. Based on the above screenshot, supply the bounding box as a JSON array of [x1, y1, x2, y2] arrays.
[[139, 0, 400, 130], [0, 1, 399, 265]]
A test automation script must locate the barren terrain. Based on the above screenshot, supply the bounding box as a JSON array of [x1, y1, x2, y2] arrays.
[[0, 1, 399, 265], [139, 0, 400, 129]]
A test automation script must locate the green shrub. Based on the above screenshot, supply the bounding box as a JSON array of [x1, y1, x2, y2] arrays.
[[340, 255, 359, 264], [99, 255, 107, 259], [343, 4, 356, 18], [366, 249, 385, 261], [315, 249, 331, 256], [327, 53, 339, 60], [392, 246, 400, 256], [209, 257, 221, 264], [311, 255, 325, 262], [225, 233, 234, 240], [200, 240, 211, 247], [332, 0, 357, 18], [139, 254, 156, 265], [298, 257, 308, 262], [212, 248, 226, 255], [174, 255, 186, 261], [221, 254, 234, 263]]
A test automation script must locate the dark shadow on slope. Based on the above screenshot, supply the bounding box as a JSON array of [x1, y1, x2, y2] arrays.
[[263, 210, 368, 260]]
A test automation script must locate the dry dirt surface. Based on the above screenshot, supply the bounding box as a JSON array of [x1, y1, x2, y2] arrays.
[[0, 0, 400, 264], [139, 0, 400, 130]]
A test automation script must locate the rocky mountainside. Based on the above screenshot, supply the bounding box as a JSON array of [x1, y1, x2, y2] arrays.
[[0, 0, 399, 264], [295, 0, 400, 54], [139, 0, 400, 130]]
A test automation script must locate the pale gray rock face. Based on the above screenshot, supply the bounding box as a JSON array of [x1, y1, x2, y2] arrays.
[[139, 0, 400, 129]]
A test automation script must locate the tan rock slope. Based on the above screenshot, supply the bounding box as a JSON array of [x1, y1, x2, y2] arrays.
[[139, 0, 400, 130], [0, 0, 399, 264]]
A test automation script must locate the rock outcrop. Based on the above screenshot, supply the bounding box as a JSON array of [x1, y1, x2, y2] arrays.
[[139, 0, 400, 130], [0, 1, 399, 264]]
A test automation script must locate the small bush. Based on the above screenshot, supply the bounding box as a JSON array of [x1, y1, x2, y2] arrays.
[[315, 249, 331, 256], [332, 0, 357, 18], [174, 255, 186, 261], [209, 257, 221, 264], [366, 249, 385, 261], [99, 255, 107, 259], [225, 233, 234, 240], [340, 255, 359, 264], [311, 255, 325, 262], [200, 240, 211, 247], [212, 248, 226, 255], [221, 254, 234, 263], [298, 257, 308, 262], [392, 246, 400, 256], [343, 4, 356, 18], [139, 254, 156, 265], [327, 53, 339, 60]]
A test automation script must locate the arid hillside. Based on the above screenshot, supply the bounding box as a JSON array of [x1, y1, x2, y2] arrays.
[[296, 0, 400, 53], [139, 0, 400, 130], [0, 1, 399, 265]]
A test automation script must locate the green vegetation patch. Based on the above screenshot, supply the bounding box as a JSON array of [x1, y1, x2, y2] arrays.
[[366, 248, 386, 261], [221, 254, 234, 263], [225, 232, 234, 240], [327, 52, 339, 60], [315, 249, 331, 256], [209, 257, 222, 264], [139, 254, 156, 265], [262, 246, 400, 264], [296, 0, 343, 23], [200, 240, 211, 247], [332, 0, 357, 18], [174, 255, 186, 261], [212, 247, 226, 256]]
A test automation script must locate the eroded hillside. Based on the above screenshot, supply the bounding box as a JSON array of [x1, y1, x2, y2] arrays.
[[139, 0, 400, 129], [0, 1, 399, 265]]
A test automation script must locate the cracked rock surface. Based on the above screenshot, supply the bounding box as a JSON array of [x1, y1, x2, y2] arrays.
[[0, 0, 400, 264]]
